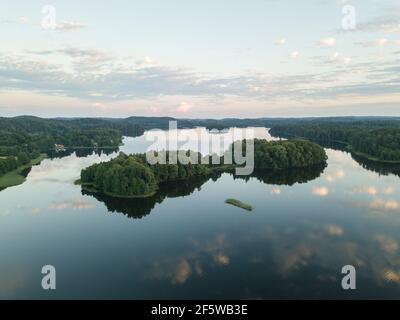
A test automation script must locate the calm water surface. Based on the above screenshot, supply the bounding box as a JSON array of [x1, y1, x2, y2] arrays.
[[1, 128, 400, 299]]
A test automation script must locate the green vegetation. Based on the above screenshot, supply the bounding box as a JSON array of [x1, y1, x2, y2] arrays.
[[245, 139, 328, 169], [2, 115, 398, 192], [80, 151, 214, 198], [0, 116, 123, 180], [0, 154, 46, 189], [0, 119, 122, 156], [80, 139, 327, 198], [225, 198, 253, 211], [270, 125, 400, 163]]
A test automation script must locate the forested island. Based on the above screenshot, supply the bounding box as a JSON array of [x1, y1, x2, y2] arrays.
[[79, 139, 327, 198], [82, 162, 328, 220], [225, 199, 253, 211]]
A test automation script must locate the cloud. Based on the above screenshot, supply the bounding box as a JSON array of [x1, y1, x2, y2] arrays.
[[311, 52, 352, 67], [369, 198, 399, 211], [375, 234, 398, 253], [325, 169, 346, 182], [275, 38, 286, 46], [382, 269, 400, 283], [356, 39, 400, 47], [31, 207, 42, 214], [148, 258, 192, 284], [318, 37, 337, 47], [329, 52, 351, 64], [19, 17, 28, 24], [1, 46, 400, 111], [214, 253, 230, 266], [383, 187, 395, 195], [356, 16, 400, 34], [312, 186, 329, 197], [53, 21, 86, 31], [324, 224, 344, 237], [271, 187, 281, 195], [49, 199, 95, 210], [176, 101, 192, 113], [351, 186, 378, 195], [290, 51, 300, 59]]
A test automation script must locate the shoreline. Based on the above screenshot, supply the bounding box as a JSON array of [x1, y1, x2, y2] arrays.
[[270, 131, 400, 165], [0, 154, 47, 189]]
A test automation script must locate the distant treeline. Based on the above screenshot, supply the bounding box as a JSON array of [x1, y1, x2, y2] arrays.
[[80, 139, 327, 198], [0, 117, 125, 177], [1, 115, 399, 177], [270, 125, 400, 162]]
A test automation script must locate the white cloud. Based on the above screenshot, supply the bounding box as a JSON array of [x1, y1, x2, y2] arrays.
[[1, 46, 400, 113], [383, 187, 395, 195], [351, 186, 378, 195], [176, 101, 192, 113], [325, 169, 346, 182], [19, 16, 28, 24], [49, 199, 95, 210], [312, 186, 329, 197], [290, 51, 300, 59], [275, 38, 286, 46], [54, 21, 86, 31], [369, 198, 399, 211], [329, 52, 351, 64], [356, 16, 400, 34], [324, 224, 344, 236], [356, 39, 400, 47], [318, 37, 337, 47], [271, 187, 281, 195]]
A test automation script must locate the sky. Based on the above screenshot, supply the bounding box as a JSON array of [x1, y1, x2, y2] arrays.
[[0, 0, 400, 118]]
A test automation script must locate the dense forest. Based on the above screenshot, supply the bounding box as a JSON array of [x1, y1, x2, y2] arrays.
[[232, 139, 328, 169], [270, 125, 400, 162], [0, 116, 123, 177], [80, 152, 212, 197], [1, 115, 399, 178], [80, 139, 327, 198]]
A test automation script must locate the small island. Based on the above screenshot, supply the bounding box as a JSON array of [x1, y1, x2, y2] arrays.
[[225, 199, 253, 211], [78, 139, 327, 199]]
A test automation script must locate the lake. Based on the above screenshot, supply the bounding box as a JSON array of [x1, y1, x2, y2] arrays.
[[1, 127, 400, 299]]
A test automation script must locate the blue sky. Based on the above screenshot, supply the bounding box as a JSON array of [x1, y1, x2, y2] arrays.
[[0, 0, 400, 118]]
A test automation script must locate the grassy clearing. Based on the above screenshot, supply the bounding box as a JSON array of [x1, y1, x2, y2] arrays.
[[225, 198, 253, 211], [0, 154, 46, 189]]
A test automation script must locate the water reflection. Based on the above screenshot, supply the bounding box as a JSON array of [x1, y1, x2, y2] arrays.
[[351, 153, 400, 178], [231, 163, 326, 186], [2, 129, 400, 299], [307, 140, 400, 178], [48, 148, 118, 159], [82, 174, 221, 219], [82, 164, 326, 219]]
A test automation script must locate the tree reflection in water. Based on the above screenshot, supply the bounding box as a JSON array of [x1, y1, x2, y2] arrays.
[[302, 140, 400, 178], [82, 164, 326, 219], [48, 147, 118, 159]]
